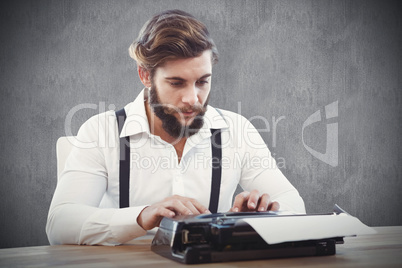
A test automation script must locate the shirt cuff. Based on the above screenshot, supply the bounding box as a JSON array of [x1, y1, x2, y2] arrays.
[[109, 206, 148, 244]]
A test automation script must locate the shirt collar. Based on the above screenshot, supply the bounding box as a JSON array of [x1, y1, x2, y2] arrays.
[[119, 88, 229, 138], [119, 89, 150, 138]]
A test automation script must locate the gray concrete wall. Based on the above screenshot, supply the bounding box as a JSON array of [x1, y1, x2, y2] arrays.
[[0, 0, 401, 248]]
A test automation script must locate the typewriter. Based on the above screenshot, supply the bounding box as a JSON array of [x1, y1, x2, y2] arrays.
[[151, 205, 353, 264]]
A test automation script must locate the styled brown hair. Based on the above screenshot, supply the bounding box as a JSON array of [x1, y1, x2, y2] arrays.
[[129, 10, 218, 72]]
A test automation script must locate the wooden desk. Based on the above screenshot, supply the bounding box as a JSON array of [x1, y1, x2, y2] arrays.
[[1, 227, 401, 267]]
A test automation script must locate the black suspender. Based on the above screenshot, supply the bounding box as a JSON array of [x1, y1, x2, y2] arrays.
[[208, 128, 222, 213], [115, 109, 222, 212], [115, 109, 130, 208]]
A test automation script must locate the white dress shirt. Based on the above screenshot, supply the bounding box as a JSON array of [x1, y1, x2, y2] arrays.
[[46, 89, 305, 245]]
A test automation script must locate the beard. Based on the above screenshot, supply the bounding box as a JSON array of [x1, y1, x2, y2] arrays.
[[149, 86, 209, 139]]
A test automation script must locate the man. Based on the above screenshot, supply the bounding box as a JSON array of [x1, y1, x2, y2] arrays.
[[46, 10, 305, 246]]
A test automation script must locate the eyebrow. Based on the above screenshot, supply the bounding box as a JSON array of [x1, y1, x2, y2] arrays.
[[165, 73, 212, 81]]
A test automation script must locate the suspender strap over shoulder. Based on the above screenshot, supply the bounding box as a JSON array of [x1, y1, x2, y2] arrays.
[[115, 109, 130, 208], [208, 128, 222, 213]]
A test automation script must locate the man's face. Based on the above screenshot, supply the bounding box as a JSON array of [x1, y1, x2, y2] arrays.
[[149, 50, 212, 138]]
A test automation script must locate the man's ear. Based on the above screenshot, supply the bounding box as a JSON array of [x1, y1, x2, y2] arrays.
[[138, 65, 152, 88]]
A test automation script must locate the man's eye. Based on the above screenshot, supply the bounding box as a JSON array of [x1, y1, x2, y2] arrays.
[[197, 80, 208, 85], [170, 82, 183, 86]]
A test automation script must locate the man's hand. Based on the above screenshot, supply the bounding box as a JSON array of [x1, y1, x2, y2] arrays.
[[137, 195, 210, 230], [230, 190, 280, 212]]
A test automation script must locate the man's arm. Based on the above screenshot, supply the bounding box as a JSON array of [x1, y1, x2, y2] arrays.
[[46, 113, 147, 245]]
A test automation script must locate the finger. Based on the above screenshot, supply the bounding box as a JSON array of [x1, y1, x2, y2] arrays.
[[167, 199, 194, 216], [186, 198, 210, 214], [268, 201, 280, 211], [247, 189, 260, 210], [170, 196, 209, 214], [156, 206, 176, 218], [257, 193, 271, 211], [182, 199, 203, 215], [231, 191, 250, 212]]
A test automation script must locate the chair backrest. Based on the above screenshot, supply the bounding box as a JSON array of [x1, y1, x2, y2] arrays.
[[56, 136, 75, 181]]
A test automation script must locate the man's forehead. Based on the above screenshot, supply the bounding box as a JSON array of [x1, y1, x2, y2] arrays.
[[155, 51, 213, 79]]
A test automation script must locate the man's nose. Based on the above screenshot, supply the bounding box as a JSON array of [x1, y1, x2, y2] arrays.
[[181, 85, 198, 106]]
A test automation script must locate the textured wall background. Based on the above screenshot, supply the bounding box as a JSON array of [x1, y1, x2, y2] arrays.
[[0, 0, 401, 248]]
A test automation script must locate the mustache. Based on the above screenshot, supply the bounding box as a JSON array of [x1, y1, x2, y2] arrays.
[[179, 104, 205, 113], [151, 103, 207, 115]]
